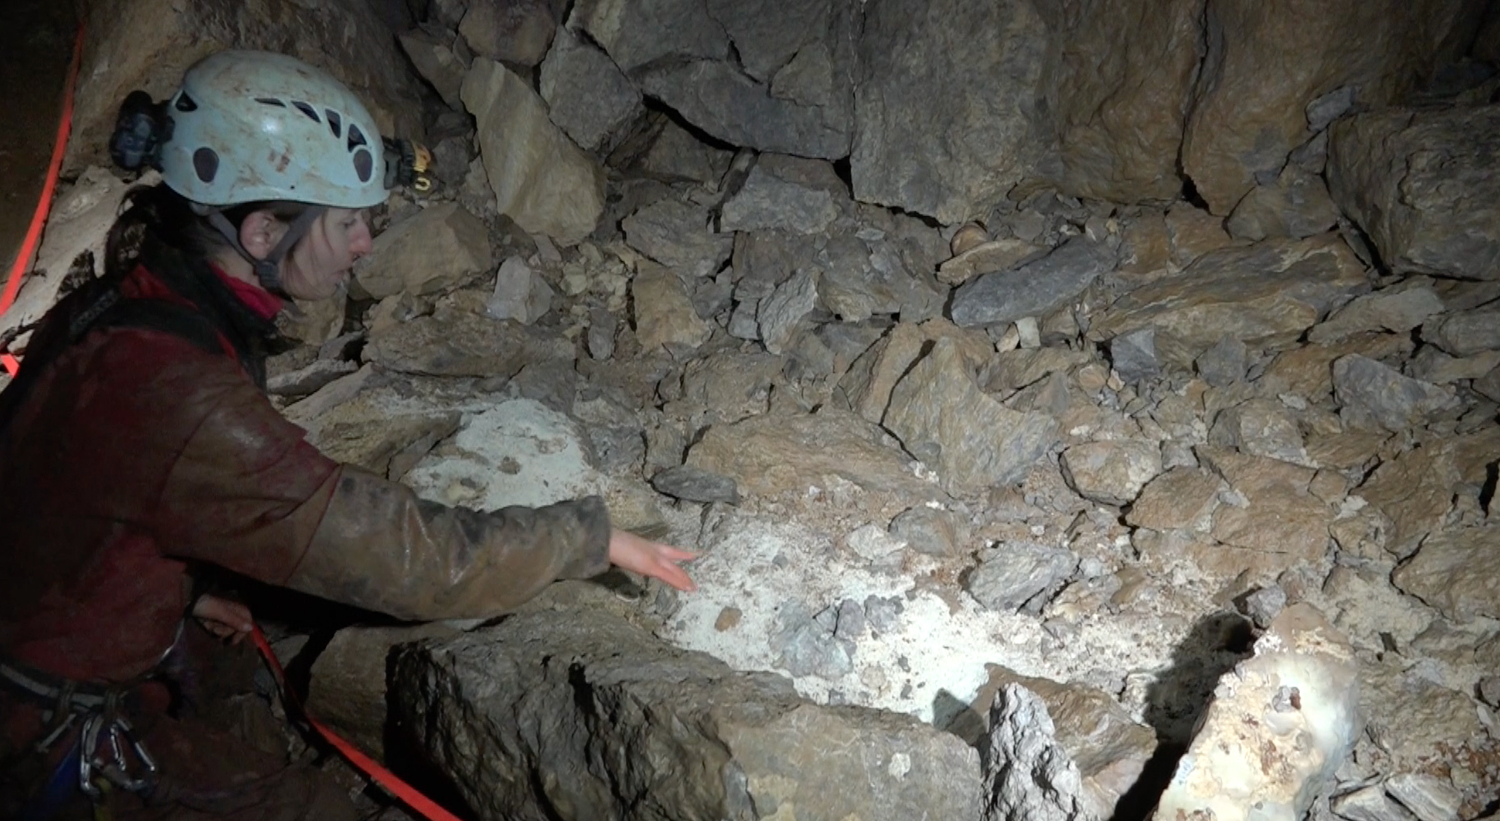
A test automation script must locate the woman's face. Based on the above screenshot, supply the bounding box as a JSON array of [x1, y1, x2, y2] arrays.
[[278, 207, 373, 301]]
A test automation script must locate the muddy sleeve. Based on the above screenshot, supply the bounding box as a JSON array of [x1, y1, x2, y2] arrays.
[[152, 359, 611, 620]]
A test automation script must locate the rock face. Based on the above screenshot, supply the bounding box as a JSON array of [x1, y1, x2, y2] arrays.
[[852, 0, 1050, 223], [1151, 604, 1360, 821], [462, 58, 605, 244], [1329, 105, 1500, 281], [1043, 0, 1205, 203], [1180, 0, 1478, 214], [389, 612, 982, 821], [66, 0, 426, 174], [569, 0, 856, 159]]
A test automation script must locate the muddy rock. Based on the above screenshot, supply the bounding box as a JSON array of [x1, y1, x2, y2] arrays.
[[458, 0, 556, 66], [1329, 104, 1500, 280], [353, 202, 493, 299], [938, 238, 1046, 287], [1127, 467, 1223, 532], [462, 57, 604, 244], [1392, 524, 1500, 622], [1225, 166, 1340, 242], [839, 320, 993, 424], [1422, 306, 1500, 357], [631, 261, 712, 352], [1199, 446, 1334, 573], [885, 338, 1060, 494], [399, 24, 467, 109], [1208, 397, 1311, 466]]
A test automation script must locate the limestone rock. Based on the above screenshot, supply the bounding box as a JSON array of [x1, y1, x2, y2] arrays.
[[1127, 467, 1223, 532], [1392, 525, 1500, 622], [1385, 774, 1463, 821], [1423, 306, 1500, 356], [982, 684, 1097, 821], [399, 25, 467, 109], [365, 305, 566, 378], [852, 0, 1049, 223], [968, 542, 1077, 614], [1329, 104, 1500, 280], [390, 613, 983, 821], [1359, 658, 1490, 776], [884, 338, 1060, 494], [1208, 397, 1311, 465], [1332, 354, 1459, 433], [458, 0, 556, 67], [570, 0, 855, 159], [686, 408, 942, 499], [951, 236, 1119, 328], [757, 269, 818, 355], [1199, 446, 1334, 571], [462, 58, 605, 244], [631, 261, 712, 352], [1150, 604, 1360, 821], [353, 202, 493, 299], [1356, 438, 1464, 558], [1046, 0, 1203, 203], [1225, 166, 1340, 241], [539, 26, 643, 155], [1307, 287, 1444, 344], [639, 120, 735, 185], [486, 255, 554, 325], [1060, 440, 1163, 507], [838, 320, 994, 425], [1181, 0, 1476, 214], [938, 238, 1046, 287], [1261, 333, 1414, 400], [1091, 234, 1367, 356], [622, 199, 732, 279], [1107, 328, 1160, 385], [888, 506, 967, 558], [720, 155, 845, 236], [1408, 348, 1500, 383]]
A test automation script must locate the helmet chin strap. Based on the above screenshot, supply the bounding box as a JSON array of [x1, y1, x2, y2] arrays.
[[206, 207, 326, 295]]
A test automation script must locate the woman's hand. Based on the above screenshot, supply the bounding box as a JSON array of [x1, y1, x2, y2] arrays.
[[607, 529, 699, 592], [192, 593, 254, 644]]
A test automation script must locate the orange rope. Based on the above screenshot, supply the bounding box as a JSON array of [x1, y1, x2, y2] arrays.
[[250, 625, 465, 821], [1, 24, 85, 377]]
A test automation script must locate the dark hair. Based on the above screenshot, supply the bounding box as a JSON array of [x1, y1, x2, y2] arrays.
[[105, 183, 309, 278]]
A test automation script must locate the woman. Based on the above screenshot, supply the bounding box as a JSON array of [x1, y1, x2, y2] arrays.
[[0, 50, 695, 820]]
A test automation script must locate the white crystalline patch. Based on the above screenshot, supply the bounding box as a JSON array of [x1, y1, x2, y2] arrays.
[[662, 518, 1189, 724], [404, 398, 602, 511]]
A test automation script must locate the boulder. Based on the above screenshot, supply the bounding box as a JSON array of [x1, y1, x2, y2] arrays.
[[539, 26, 643, 154], [389, 613, 982, 821], [462, 58, 605, 244], [851, 0, 1050, 223], [1328, 104, 1500, 280], [1180, 0, 1479, 214]]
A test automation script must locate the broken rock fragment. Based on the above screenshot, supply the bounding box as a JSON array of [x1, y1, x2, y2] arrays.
[[1150, 603, 1360, 821]]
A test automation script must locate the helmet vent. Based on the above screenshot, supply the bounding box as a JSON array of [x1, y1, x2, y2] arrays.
[[193, 147, 219, 183], [347, 124, 367, 152], [255, 97, 285, 107], [175, 94, 198, 112], [326, 109, 342, 138], [352, 147, 373, 183], [291, 101, 320, 123]]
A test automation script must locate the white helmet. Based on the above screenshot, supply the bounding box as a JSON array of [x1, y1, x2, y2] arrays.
[[158, 50, 388, 209]]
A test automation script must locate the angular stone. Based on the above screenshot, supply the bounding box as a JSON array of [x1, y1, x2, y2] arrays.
[[982, 347, 1095, 394], [1392, 525, 1500, 622], [1166, 204, 1235, 268], [623, 199, 733, 279], [266, 358, 358, 398], [1208, 397, 1311, 465], [1225, 166, 1340, 241], [1359, 658, 1489, 776], [354, 202, 494, 299], [572, 0, 855, 159], [937, 238, 1045, 287], [311, 410, 463, 480], [1357, 441, 1463, 559], [632, 261, 712, 352], [952, 236, 1119, 328], [1108, 328, 1161, 384], [1195, 336, 1249, 387], [982, 684, 1097, 821], [885, 338, 1060, 494], [1384, 773, 1463, 821], [1181, 1, 1476, 214], [1127, 467, 1223, 532], [968, 542, 1077, 613], [650, 465, 739, 505], [1332, 354, 1459, 433], [390, 613, 982, 821], [721, 154, 845, 236], [888, 506, 966, 558], [366, 306, 564, 378], [1331, 786, 1418, 821], [539, 26, 643, 154], [1199, 447, 1333, 569], [686, 408, 941, 498], [1060, 440, 1163, 507], [639, 120, 735, 185], [487, 255, 554, 325], [1307, 287, 1445, 344], [1151, 604, 1360, 821], [1423, 306, 1500, 356], [838, 320, 993, 425], [815, 230, 946, 324], [1329, 104, 1500, 280], [463, 58, 605, 244], [1261, 333, 1414, 400], [459, 0, 556, 66], [758, 269, 818, 355], [1091, 234, 1367, 355], [399, 25, 467, 109], [852, 0, 1049, 223], [1408, 348, 1500, 384]]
